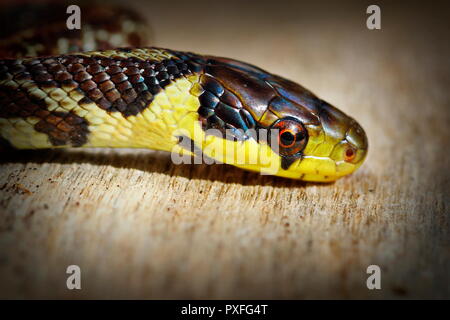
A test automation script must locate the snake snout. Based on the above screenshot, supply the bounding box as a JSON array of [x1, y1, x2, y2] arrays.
[[316, 102, 368, 178], [344, 119, 368, 164]]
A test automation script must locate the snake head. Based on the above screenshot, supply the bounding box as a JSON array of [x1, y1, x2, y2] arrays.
[[183, 53, 368, 181]]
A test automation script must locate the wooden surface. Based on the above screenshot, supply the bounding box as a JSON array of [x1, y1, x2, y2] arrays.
[[0, 0, 449, 299]]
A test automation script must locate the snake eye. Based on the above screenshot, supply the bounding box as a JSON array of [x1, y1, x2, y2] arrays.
[[270, 118, 308, 157], [279, 130, 296, 148]]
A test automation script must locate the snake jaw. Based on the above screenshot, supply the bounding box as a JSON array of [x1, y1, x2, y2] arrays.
[[290, 102, 368, 181]]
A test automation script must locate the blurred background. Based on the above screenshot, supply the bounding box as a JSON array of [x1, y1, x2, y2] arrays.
[[0, 0, 448, 299]]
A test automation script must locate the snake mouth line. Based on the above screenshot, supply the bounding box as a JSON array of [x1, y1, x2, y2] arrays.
[[171, 124, 364, 182]]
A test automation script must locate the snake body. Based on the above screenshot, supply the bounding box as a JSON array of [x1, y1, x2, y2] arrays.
[[0, 3, 367, 182]]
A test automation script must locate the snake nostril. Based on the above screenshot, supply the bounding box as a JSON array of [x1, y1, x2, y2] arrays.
[[344, 147, 356, 162]]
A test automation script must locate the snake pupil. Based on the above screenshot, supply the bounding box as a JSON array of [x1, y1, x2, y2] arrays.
[[270, 118, 309, 157], [280, 131, 295, 147]]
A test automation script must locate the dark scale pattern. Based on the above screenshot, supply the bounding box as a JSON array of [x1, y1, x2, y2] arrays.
[[0, 60, 89, 147], [171, 49, 322, 151], [197, 74, 256, 141], [0, 3, 150, 58], [0, 51, 197, 146], [53, 54, 194, 117], [34, 111, 89, 147], [168, 50, 265, 140]]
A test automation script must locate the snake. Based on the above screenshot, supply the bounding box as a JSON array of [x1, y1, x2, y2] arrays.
[[0, 2, 368, 182]]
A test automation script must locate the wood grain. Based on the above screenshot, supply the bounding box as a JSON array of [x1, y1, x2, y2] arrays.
[[0, 0, 448, 299]]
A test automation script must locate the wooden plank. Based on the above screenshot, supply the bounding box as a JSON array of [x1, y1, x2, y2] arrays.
[[0, 0, 448, 299]]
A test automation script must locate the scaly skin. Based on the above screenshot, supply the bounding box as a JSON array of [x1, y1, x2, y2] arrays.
[[0, 47, 367, 181], [0, 3, 150, 58]]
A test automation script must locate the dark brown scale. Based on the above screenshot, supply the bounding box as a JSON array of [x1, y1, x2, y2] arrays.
[[139, 61, 153, 69], [54, 71, 72, 82], [92, 72, 110, 83], [74, 71, 92, 82], [41, 80, 59, 89], [100, 59, 116, 68], [220, 90, 244, 109], [45, 114, 63, 126], [86, 64, 103, 74], [125, 66, 140, 76], [99, 80, 115, 92], [23, 60, 39, 67], [42, 58, 57, 65], [113, 99, 128, 112], [106, 65, 122, 74], [56, 120, 73, 133], [68, 64, 85, 74], [82, 57, 98, 66], [78, 97, 92, 106], [88, 88, 103, 101], [142, 68, 156, 77], [61, 56, 80, 65], [14, 72, 32, 81], [30, 64, 46, 74], [35, 111, 89, 147], [0, 85, 43, 118], [122, 89, 138, 104], [97, 98, 112, 110], [105, 89, 121, 102], [111, 73, 128, 84], [34, 109, 50, 119], [34, 72, 53, 83], [61, 80, 79, 90], [116, 81, 132, 92], [128, 74, 143, 84], [240, 109, 256, 128], [48, 64, 65, 74], [120, 60, 136, 68], [80, 80, 97, 92]]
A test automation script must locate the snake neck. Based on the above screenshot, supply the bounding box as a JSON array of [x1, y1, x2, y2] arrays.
[[72, 73, 202, 152], [0, 48, 203, 152]]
